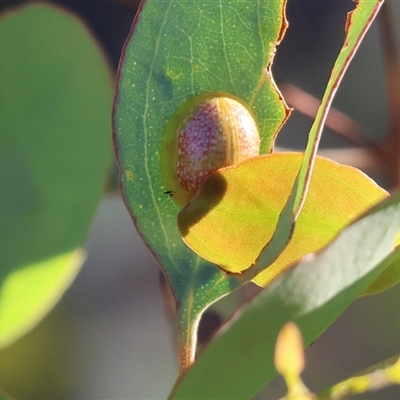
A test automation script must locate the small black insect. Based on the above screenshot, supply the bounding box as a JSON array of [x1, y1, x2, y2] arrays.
[[164, 190, 173, 197]]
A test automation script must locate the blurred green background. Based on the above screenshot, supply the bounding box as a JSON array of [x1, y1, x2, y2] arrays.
[[0, 1, 399, 398]]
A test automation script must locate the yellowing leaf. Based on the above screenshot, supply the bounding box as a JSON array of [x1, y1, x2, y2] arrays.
[[178, 153, 388, 287], [363, 248, 400, 295]]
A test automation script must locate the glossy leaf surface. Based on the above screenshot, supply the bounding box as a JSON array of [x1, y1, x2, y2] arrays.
[[0, 4, 113, 348], [178, 153, 387, 286]]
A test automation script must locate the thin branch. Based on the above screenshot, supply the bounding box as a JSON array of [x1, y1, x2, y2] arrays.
[[279, 82, 377, 148], [379, 2, 400, 185]]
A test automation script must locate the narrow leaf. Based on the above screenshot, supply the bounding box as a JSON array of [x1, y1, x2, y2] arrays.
[[249, 0, 384, 284]]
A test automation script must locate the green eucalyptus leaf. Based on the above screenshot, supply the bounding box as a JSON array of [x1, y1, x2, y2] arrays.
[[0, 3, 113, 348], [113, 0, 288, 367]]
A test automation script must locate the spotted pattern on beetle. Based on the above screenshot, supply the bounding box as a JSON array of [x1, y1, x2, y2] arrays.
[[176, 97, 259, 193], [160, 93, 260, 206]]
